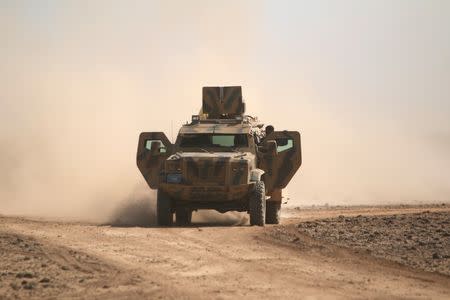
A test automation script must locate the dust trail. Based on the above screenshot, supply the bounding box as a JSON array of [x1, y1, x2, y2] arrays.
[[106, 184, 247, 227], [108, 184, 156, 227], [193, 211, 248, 226], [107, 189, 248, 227]]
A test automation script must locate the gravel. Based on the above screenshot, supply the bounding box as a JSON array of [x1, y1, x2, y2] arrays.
[[296, 211, 450, 275]]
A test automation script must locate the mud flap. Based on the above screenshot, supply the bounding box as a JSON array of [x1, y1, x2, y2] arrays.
[[136, 132, 173, 189], [259, 131, 302, 194]]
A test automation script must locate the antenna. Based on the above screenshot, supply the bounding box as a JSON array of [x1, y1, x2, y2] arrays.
[[171, 120, 174, 143]]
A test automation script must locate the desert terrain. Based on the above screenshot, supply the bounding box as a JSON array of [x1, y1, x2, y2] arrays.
[[1, 204, 449, 299]]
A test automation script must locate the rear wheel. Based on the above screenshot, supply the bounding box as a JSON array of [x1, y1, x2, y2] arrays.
[[176, 208, 192, 226], [266, 201, 281, 224], [157, 189, 173, 226], [249, 181, 266, 226]]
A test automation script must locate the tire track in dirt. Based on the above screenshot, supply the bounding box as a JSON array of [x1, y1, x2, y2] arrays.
[[1, 205, 449, 299]]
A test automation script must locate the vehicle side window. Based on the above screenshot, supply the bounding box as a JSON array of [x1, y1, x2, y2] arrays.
[[145, 140, 167, 153], [276, 138, 293, 153]]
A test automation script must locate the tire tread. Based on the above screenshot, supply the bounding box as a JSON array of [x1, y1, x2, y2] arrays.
[[249, 181, 266, 226]]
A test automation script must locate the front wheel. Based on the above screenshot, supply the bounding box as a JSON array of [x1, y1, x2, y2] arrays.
[[157, 189, 173, 226], [249, 181, 266, 226]]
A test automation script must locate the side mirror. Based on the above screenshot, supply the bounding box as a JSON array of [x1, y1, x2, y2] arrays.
[[265, 140, 278, 156]]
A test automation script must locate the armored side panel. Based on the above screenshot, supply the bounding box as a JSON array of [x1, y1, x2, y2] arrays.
[[258, 131, 302, 193], [137, 132, 173, 189], [202, 86, 245, 119]]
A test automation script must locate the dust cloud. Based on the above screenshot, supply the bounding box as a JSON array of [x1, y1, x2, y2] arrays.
[[1, 1, 449, 222], [193, 211, 248, 226], [107, 185, 247, 227], [108, 185, 156, 227]]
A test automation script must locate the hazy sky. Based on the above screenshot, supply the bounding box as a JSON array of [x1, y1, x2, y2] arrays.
[[1, 1, 449, 217]]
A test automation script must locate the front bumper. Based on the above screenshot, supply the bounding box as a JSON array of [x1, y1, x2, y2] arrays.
[[160, 183, 255, 202]]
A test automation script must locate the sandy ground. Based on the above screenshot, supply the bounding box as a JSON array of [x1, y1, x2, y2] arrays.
[[0, 205, 449, 299]]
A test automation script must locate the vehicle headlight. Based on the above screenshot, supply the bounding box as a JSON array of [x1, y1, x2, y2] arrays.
[[166, 173, 182, 184]]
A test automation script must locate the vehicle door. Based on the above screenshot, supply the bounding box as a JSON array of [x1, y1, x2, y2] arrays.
[[259, 131, 302, 192], [136, 132, 173, 189]]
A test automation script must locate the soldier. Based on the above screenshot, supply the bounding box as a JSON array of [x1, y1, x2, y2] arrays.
[[260, 125, 274, 144], [265, 125, 274, 137]]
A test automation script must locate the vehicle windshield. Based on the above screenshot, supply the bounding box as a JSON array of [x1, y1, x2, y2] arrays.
[[179, 134, 248, 150]]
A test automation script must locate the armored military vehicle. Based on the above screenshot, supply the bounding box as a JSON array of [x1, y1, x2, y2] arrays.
[[137, 86, 302, 226]]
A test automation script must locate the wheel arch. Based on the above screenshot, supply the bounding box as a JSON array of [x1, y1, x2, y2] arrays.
[[250, 168, 265, 182]]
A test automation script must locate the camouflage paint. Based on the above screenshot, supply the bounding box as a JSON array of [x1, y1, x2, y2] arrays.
[[202, 86, 245, 118], [136, 87, 302, 210], [136, 132, 173, 189], [258, 131, 302, 192]]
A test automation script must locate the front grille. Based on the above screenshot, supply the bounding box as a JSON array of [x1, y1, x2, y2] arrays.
[[185, 160, 227, 185]]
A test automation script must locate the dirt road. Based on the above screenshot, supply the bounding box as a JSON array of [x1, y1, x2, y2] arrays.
[[1, 205, 449, 299]]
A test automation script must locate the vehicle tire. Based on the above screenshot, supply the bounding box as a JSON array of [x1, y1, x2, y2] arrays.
[[266, 201, 281, 224], [249, 181, 266, 226], [157, 189, 173, 226], [176, 208, 192, 226]]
